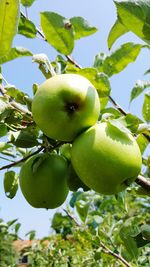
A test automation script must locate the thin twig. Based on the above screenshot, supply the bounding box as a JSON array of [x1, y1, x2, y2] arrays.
[[66, 55, 82, 68], [0, 147, 43, 171], [0, 141, 64, 171], [21, 11, 46, 41], [100, 242, 132, 267], [135, 175, 150, 192], [63, 208, 80, 226], [108, 95, 127, 116], [25, 7, 28, 19]]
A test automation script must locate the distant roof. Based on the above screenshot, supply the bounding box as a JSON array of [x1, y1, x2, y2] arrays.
[[13, 239, 49, 252]]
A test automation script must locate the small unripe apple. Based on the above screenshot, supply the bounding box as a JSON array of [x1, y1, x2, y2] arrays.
[[71, 122, 142, 195], [32, 74, 100, 141], [19, 153, 69, 209]]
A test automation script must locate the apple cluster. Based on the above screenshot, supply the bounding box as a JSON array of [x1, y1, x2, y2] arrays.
[[19, 74, 142, 209]]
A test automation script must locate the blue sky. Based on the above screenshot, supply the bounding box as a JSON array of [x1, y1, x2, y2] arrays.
[[0, 0, 150, 238]]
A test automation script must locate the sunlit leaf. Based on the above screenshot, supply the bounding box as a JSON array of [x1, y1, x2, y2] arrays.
[[108, 19, 129, 49], [142, 91, 150, 122], [136, 134, 149, 154], [130, 80, 150, 103], [113, 0, 150, 45], [76, 200, 89, 222], [5, 84, 27, 105], [103, 43, 142, 77], [0, 123, 8, 137], [70, 16, 97, 40], [40, 12, 74, 55], [18, 16, 37, 38], [125, 113, 142, 133], [0, 47, 33, 64], [66, 66, 111, 97], [3, 171, 18, 199], [0, 142, 12, 152], [0, 0, 20, 57], [93, 52, 106, 71], [0, 97, 14, 121]]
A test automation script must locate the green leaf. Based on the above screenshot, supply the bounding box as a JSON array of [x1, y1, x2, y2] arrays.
[[75, 200, 89, 222], [108, 119, 131, 137], [32, 83, 39, 95], [70, 16, 97, 40], [95, 72, 111, 97], [21, 0, 36, 7], [136, 134, 149, 154], [125, 113, 142, 133], [144, 68, 150, 75], [3, 171, 18, 199], [130, 80, 150, 103], [5, 84, 27, 105], [15, 223, 21, 234], [0, 97, 13, 121], [40, 12, 74, 55], [103, 42, 142, 77], [100, 107, 122, 119], [114, 0, 150, 45], [51, 212, 73, 235], [0, 47, 33, 64], [0, 123, 8, 137], [0, 0, 19, 57], [7, 218, 18, 227], [108, 19, 129, 50], [18, 16, 37, 38], [93, 52, 106, 71], [137, 123, 150, 135], [66, 66, 111, 97], [142, 91, 150, 122], [69, 191, 83, 208], [115, 191, 127, 211], [120, 217, 140, 259], [0, 142, 12, 152], [25, 230, 36, 240], [13, 130, 39, 148], [99, 97, 109, 111]]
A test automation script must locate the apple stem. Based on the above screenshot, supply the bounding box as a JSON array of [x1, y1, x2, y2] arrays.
[[46, 62, 56, 77]]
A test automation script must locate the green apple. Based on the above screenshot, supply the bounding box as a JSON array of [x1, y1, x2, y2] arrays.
[[19, 153, 69, 209], [32, 74, 100, 141], [67, 163, 90, 192], [71, 122, 142, 195]]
